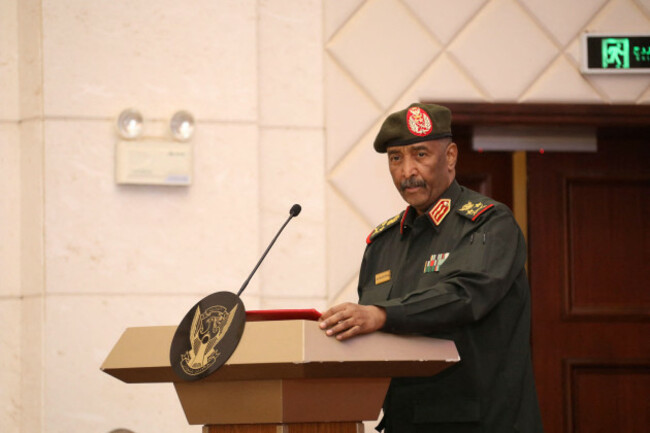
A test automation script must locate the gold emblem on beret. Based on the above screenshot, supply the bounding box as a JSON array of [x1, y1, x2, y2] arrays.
[[407, 106, 433, 136]]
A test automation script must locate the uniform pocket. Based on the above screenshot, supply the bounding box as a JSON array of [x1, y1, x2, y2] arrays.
[[359, 281, 392, 305]]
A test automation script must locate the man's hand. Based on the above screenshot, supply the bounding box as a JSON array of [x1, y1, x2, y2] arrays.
[[319, 303, 387, 341]]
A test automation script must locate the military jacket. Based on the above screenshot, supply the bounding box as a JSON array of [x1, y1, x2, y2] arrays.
[[360, 180, 543, 433]]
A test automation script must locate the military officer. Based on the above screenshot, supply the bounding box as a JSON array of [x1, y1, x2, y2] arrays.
[[319, 103, 544, 432]]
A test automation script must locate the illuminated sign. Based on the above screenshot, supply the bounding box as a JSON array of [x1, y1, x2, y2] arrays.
[[581, 34, 650, 73]]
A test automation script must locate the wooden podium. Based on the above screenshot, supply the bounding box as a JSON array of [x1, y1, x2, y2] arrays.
[[102, 319, 459, 433]]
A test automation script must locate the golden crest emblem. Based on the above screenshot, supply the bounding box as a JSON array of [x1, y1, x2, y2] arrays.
[[406, 106, 433, 136], [367, 212, 402, 244], [171, 290, 245, 381], [179, 303, 240, 376], [458, 201, 494, 221], [459, 201, 485, 216]]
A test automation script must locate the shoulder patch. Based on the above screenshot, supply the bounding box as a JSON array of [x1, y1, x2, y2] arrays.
[[366, 212, 403, 244], [457, 201, 495, 222]]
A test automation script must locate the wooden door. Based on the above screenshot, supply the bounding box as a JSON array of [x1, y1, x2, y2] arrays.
[[527, 127, 650, 433], [453, 125, 513, 209]]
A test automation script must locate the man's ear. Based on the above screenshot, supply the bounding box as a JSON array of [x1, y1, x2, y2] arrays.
[[446, 141, 458, 171]]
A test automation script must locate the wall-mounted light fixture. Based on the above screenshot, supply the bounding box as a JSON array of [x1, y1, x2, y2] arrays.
[[114, 109, 195, 186], [170, 110, 195, 142], [116, 108, 144, 140]]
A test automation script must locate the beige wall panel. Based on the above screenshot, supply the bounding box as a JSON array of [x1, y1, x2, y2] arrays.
[[392, 53, 489, 106], [20, 120, 44, 297], [521, 56, 604, 102], [402, 0, 489, 45], [259, 210, 326, 299], [17, 0, 43, 119], [447, 0, 558, 101], [0, 300, 20, 433], [324, 0, 364, 40], [44, 295, 199, 433], [259, 128, 325, 219], [0, 0, 19, 120], [325, 187, 369, 301], [518, 0, 608, 46], [259, 295, 329, 311], [41, 0, 257, 120], [327, 0, 440, 109], [0, 124, 21, 297], [259, 0, 324, 127], [43, 120, 259, 296], [324, 56, 382, 171], [21, 297, 43, 433], [257, 126, 326, 299]]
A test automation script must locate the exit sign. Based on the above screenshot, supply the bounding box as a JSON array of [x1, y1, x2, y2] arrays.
[[581, 33, 650, 74]]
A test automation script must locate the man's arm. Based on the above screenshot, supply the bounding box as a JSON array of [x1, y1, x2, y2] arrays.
[[319, 303, 386, 341], [375, 210, 526, 335], [320, 207, 526, 340]]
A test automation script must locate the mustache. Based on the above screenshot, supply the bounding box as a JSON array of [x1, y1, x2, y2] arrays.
[[400, 177, 426, 191]]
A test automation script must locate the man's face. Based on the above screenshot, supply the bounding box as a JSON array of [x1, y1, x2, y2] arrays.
[[387, 139, 457, 215]]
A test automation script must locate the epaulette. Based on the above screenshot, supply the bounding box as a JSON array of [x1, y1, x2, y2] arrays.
[[457, 200, 495, 222], [366, 212, 403, 244]]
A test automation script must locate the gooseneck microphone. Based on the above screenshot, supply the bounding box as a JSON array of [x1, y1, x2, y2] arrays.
[[236, 204, 302, 296], [289, 204, 302, 217]]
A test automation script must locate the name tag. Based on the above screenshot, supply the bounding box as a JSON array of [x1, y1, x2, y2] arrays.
[[375, 270, 391, 285]]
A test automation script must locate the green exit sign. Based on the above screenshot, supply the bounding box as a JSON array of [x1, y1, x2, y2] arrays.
[[581, 33, 650, 74]]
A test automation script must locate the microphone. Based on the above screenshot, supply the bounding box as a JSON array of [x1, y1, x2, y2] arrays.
[[236, 204, 302, 296], [290, 204, 302, 217]]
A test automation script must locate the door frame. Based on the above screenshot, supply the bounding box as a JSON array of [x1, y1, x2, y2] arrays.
[[429, 102, 650, 127]]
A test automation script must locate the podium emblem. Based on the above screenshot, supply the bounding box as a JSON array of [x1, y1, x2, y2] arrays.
[[170, 291, 245, 381]]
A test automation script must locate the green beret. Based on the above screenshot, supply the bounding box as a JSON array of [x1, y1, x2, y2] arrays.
[[374, 103, 452, 153]]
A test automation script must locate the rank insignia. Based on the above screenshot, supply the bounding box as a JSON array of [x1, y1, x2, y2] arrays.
[[424, 253, 449, 273], [428, 199, 451, 226], [367, 212, 402, 244], [375, 270, 391, 285], [458, 201, 495, 221], [407, 106, 433, 136]]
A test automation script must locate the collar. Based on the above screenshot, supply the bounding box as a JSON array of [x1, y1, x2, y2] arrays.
[[399, 206, 415, 234], [399, 180, 462, 235], [426, 180, 462, 228]]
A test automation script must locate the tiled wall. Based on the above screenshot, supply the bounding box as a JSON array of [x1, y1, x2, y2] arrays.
[[0, 0, 648, 432]]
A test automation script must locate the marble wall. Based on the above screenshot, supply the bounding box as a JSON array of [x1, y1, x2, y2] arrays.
[[0, 0, 648, 432]]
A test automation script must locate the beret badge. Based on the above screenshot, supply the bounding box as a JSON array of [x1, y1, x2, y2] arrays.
[[406, 106, 433, 137]]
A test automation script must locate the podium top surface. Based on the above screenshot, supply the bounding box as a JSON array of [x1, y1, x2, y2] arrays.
[[101, 319, 459, 384]]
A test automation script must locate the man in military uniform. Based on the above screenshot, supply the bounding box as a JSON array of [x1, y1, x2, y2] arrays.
[[319, 103, 544, 432]]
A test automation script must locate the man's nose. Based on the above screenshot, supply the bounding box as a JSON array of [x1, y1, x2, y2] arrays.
[[401, 155, 417, 177]]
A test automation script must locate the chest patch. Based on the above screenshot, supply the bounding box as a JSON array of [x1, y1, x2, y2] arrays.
[[375, 270, 391, 285], [424, 253, 449, 273], [428, 199, 451, 226]]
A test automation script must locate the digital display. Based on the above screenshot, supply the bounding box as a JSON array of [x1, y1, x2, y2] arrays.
[[582, 34, 650, 73]]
